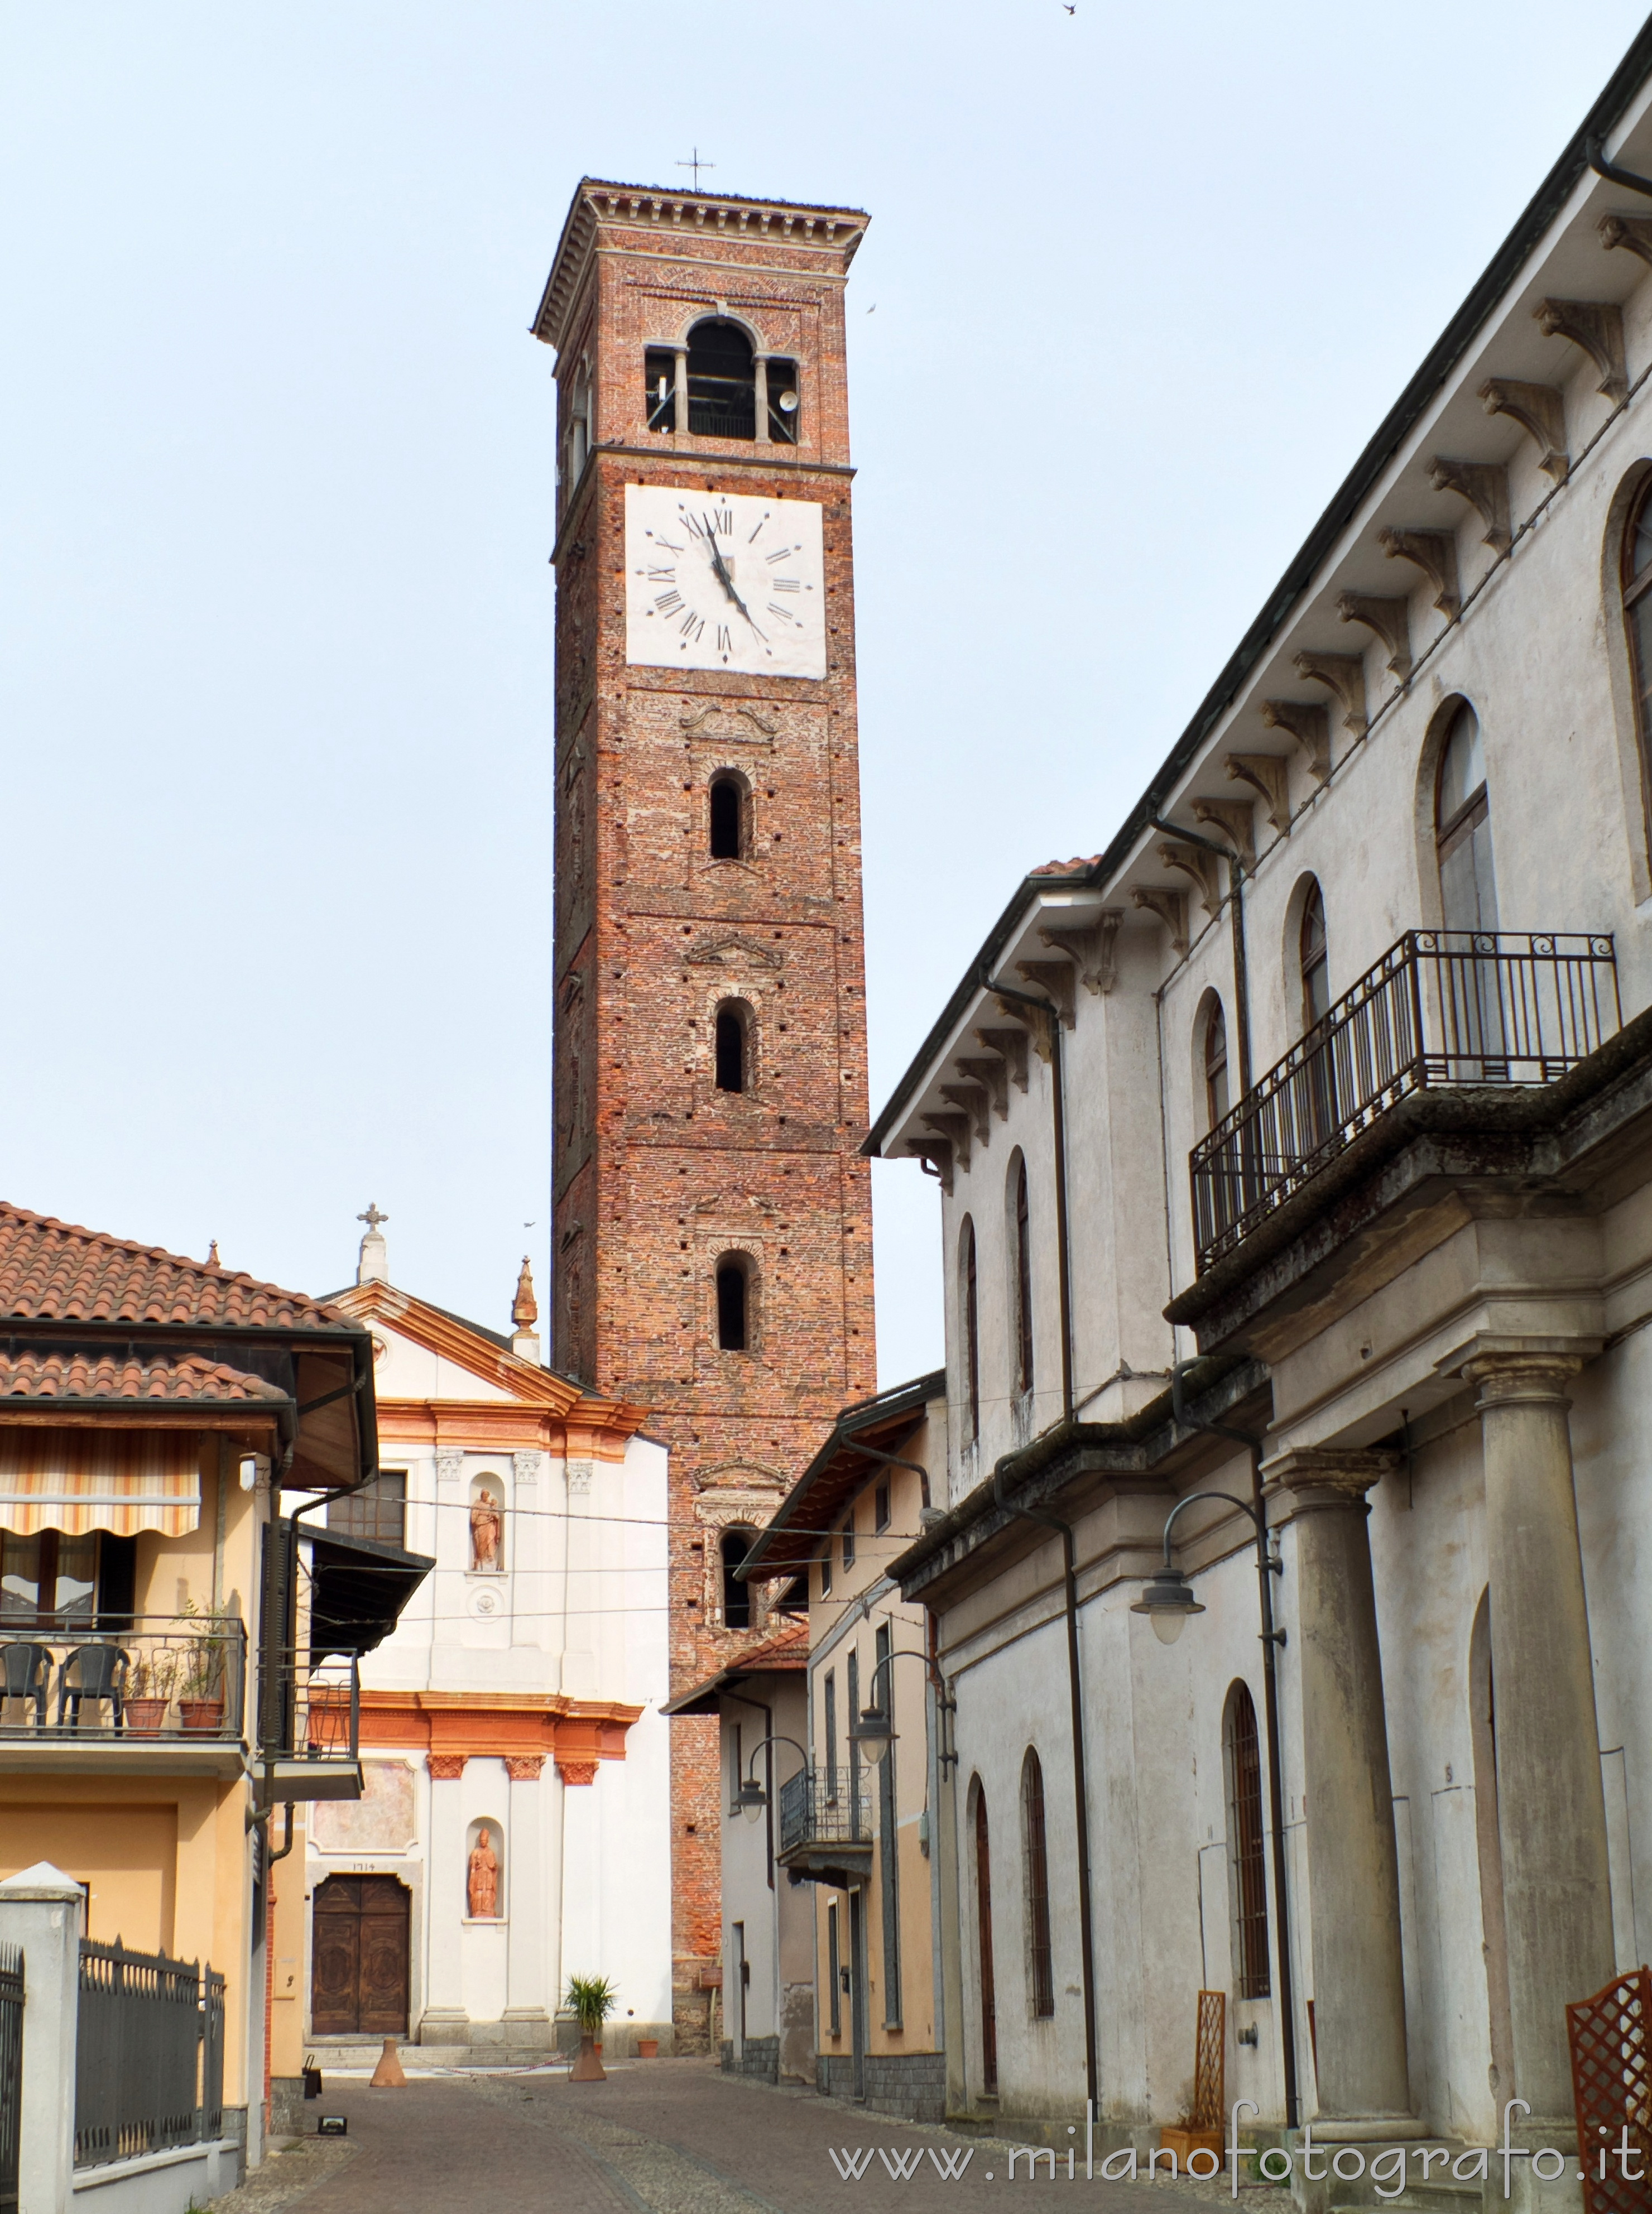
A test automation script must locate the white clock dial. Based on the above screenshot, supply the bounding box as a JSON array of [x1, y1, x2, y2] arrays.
[[625, 484, 826, 679]]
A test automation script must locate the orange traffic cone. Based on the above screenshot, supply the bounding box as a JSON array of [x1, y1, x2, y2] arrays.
[[369, 2038, 407, 2088]]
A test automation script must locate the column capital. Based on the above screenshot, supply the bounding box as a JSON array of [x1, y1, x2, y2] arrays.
[[505, 1755, 545, 1782], [1262, 1445, 1396, 1512], [1463, 1349, 1584, 1409], [428, 1753, 468, 1781]]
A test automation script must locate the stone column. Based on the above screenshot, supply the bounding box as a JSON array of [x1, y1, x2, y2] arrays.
[[503, 1756, 550, 2050], [673, 348, 689, 436], [754, 355, 771, 444], [1466, 1352, 1615, 2130], [420, 1755, 470, 2043], [0, 1861, 83, 2214], [1267, 1448, 1411, 2122]]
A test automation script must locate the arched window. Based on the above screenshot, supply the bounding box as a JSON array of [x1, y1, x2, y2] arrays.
[[566, 375, 591, 486], [959, 1217, 980, 1444], [1435, 703, 1498, 934], [687, 319, 755, 439], [1222, 1682, 1270, 1999], [1020, 1749, 1055, 2018], [1299, 880, 1330, 1034], [721, 1528, 754, 1629], [716, 1255, 751, 1351], [714, 1002, 749, 1094], [1010, 1155, 1034, 1401], [1623, 477, 1652, 817], [709, 774, 746, 859], [972, 1781, 999, 2093], [1202, 995, 1230, 1131]]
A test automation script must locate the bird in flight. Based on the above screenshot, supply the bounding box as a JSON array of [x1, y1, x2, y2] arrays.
[[1063, 5, 1074, 12]]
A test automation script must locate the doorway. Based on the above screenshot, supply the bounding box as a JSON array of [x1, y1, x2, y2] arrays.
[[974, 1784, 998, 2095], [311, 1876, 410, 2037]]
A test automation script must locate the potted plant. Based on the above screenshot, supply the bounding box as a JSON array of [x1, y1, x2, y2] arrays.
[[565, 1974, 617, 2082], [124, 1648, 179, 1734], [176, 1601, 230, 1732]]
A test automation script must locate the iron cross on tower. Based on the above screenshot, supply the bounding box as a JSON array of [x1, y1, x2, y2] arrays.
[[675, 148, 714, 188]]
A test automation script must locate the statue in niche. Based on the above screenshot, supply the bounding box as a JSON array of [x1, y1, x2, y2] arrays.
[[467, 1826, 500, 1919], [469, 1488, 503, 1573]]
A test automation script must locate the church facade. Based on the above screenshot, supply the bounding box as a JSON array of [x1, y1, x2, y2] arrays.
[[533, 180, 878, 2036]]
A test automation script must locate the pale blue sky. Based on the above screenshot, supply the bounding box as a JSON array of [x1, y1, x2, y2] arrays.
[[2, 2, 1646, 1384]]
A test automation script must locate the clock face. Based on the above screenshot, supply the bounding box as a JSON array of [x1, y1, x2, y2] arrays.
[[624, 484, 826, 679]]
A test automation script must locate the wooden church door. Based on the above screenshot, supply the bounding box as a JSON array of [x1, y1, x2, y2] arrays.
[[311, 1876, 410, 2036]]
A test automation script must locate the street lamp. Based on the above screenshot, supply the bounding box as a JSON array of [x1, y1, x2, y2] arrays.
[[1130, 1563, 1206, 1644], [736, 1733, 808, 1817], [847, 1645, 957, 1771]]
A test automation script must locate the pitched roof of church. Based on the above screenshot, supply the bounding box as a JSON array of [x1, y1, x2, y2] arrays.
[[0, 1202, 345, 1333]]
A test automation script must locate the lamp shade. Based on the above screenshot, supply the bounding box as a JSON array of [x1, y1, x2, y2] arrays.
[[848, 1706, 895, 1764], [1130, 1566, 1205, 1646]]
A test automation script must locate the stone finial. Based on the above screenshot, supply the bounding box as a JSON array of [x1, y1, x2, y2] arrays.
[[511, 1256, 543, 1364], [1478, 378, 1568, 481], [356, 1203, 390, 1285]]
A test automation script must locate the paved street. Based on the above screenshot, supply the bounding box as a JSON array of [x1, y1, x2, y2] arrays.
[[214, 2061, 1292, 2214]]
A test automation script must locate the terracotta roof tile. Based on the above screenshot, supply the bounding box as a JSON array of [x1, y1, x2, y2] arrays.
[[0, 1203, 345, 1331], [0, 1349, 287, 1404], [1029, 855, 1101, 877]]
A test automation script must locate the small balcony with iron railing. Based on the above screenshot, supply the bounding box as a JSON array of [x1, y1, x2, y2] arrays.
[[1190, 930, 1621, 1274], [254, 1648, 362, 1804], [0, 1617, 246, 1774], [776, 1766, 873, 1886]]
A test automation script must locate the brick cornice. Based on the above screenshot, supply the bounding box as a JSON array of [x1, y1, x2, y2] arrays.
[[374, 1398, 643, 1462]]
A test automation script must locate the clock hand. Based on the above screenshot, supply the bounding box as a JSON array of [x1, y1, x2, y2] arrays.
[[705, 535, 755, 624]]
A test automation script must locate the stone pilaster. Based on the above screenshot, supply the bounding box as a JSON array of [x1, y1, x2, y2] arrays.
[[1466, 1352, 1615, 2129], [503, 1755, 551, 2047], [420, 1754, 470, 2042], [1266, 1447, 1411, 2123]]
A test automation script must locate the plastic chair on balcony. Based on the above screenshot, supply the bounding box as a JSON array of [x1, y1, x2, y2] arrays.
[[57, 1641, 129, 1732], [0, 1641, 55, 1729]]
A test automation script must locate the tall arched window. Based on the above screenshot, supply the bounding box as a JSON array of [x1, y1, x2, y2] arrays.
[[972, 1780, 999, 2093], [716, 1255, 751, 1351], [1202, 995, 1230, 1131], [709, 774, 746, 859], [1623, 477, 1652, 818], [1010, 1156, 1034, 1401], [714, 1002, 749, 1093], [959, 1217, 980, 1444], [1299, 881, 1330, 1034], [1435, 703, 1498, 934], [1222, 1682, 1270, 1999], [687, 319, 756, 439], [1020, 1749, 1055, 2018], [721, 1528, 755, 1629]]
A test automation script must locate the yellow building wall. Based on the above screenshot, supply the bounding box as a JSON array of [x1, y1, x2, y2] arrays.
[[268, 1806, 309, 2082]]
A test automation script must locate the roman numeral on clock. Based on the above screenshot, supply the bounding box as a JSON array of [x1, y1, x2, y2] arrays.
[[655, 590, 683, 613]]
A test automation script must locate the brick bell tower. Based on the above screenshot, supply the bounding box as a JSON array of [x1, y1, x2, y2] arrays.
[[532, 181, 877, 2042]]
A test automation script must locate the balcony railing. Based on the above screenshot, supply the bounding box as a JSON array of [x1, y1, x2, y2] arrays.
[[778, 1766, 872, 1856], [1191, 931, 1621, 1272], [0, 1617, 246, 1742], [253, 1649, 361, 1799]]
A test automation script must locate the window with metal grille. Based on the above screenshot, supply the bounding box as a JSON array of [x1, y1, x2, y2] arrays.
[[961, 1216, 980, 1443], [326, 1470, 407, 1549], [1011, 1155, 1034, 1400], [1020, 1747, 1055, 2016], [1224, 1681, 1271, 1999]]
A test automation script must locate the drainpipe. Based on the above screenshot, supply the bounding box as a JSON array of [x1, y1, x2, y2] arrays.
[[991, 1455, 1098, 2116], [1587, 136, 1652, 200], [1146, 811, 1252, 1093], [980, 972, 1073, 1419], [1170, 1362, 1299, 2129]]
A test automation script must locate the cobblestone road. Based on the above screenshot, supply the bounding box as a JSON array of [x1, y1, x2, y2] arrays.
[[213, 2059, 1292, 2214]]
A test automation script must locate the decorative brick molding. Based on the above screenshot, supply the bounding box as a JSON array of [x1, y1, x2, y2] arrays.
[[364, 1692, 642, 1776], [556, 1761, 599, 1788], [505, 1755, 545, 1782]]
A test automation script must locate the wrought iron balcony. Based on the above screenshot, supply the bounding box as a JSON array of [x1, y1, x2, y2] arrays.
[[777, 1766, 872, 1857], [254, 1649, 362, 1803], [1191, 931, 1621, 1273], [0, 1616, 246, 1743]]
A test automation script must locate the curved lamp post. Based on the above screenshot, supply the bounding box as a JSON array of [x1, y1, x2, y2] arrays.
[[733, 1732, 809, 1816], [1131, 1473, 1300, 2130], [846, 1645, 957, 1771]]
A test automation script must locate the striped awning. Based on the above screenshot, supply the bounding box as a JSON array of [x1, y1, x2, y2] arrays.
[[0, 1429, 203, 1536]]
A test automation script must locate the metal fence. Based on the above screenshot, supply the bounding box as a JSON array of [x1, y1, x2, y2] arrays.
[[74, 1940, 224, 2169], [1190, 931, 1621, 1272], [0, 1944, 21, 2214], [778, 1767, 871, 1855]]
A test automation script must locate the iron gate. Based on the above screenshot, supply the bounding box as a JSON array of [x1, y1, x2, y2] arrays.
[[0, 1943, 21, 2214]]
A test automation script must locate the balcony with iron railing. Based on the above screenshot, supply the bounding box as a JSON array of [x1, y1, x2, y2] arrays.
[[776, 1766, 873, 1883], [254, 1648, 362, 1804], [0, 1617, 246, 1767], [1190, 931, 1622, 1274]]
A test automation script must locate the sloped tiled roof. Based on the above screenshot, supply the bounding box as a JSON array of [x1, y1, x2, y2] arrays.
[[0, 1204, 345, 1331], [1029, 855, 1102, 876], [0, 1349, 289, 1405], [660, 1618, 809, 1716]]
